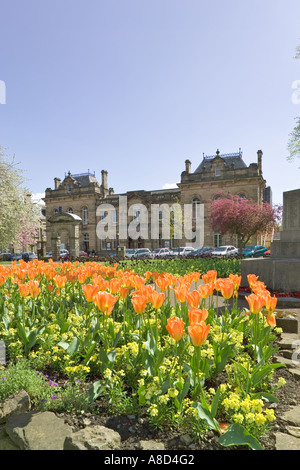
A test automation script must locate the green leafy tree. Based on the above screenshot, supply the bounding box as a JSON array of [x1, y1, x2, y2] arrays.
[[287, 118, 300, 163], [287, 43, 300, 164]]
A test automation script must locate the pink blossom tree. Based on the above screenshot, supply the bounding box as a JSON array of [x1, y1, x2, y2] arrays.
[[209, 193, 282, 254], [15, 219, 38, 251]]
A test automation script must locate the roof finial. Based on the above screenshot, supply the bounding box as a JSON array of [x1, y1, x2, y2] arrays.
[[216, 149, 220, 156]]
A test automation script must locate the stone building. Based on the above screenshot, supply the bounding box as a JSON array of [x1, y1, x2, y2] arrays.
[[44, 149, 270, 255]]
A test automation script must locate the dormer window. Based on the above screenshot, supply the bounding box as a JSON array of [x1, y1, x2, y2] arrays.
[[215, 166, 221, 177], [67, 184, 72, 193]]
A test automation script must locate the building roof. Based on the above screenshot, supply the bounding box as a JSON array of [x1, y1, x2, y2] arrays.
[[70, 172, 99, 187], [194, 150, 247, 174]]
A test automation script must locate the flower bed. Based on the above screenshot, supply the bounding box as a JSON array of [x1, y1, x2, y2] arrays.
[[0, 259, 286, 450]]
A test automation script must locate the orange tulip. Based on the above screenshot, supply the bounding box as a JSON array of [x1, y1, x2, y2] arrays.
[[166, 316, 185, 342], [198, 283, 214, 299], [213, 278, 223, 292], [131, 294, 147, 314], [247, 274, 259, 290], [77, 273, 87, 284], [28, 280, 41, 298], [219, 279, 235, 300], [228, 274, 241, 293], [186, 290, 201, 308], [188, 321, 210, 347], [252, 281, 267, 295], [174, 285, 188, 303], [192, 271, 201, 283], [53, 275, 67, 289], [188, 308, 208, 324], [202, 270, 217, 284], [109, 278, 121, 294], [119, 286, 129, 299], [155, 276, 170, 292], [82, 284, 99, 302], [246, 293, 265, 314], [93, 291, 119, 315], [266, 312, 276, 326], [0, 274, 6, 286], [264, 294, 277, 314], [18, 283, 30, 297], [150, 291, 165, 309]]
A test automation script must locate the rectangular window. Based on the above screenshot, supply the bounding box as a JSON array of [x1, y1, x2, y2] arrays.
[[113, 210, 118, 224], [215, 166, 221, 177], [214, 233, 222, 247]]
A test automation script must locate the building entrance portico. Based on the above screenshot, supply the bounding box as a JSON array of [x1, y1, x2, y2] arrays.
[[47, 212, 82, 260]]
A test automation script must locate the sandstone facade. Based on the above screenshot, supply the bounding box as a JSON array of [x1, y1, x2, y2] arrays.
[[44, 149, 269, 255]]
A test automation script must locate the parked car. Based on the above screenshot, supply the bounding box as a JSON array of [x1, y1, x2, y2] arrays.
[[263, 249, 271, 257], [133, 248, 153, 259], [211, 246, 239, 258], [60, 249, 70, 260], [79, 251, 88, 257], [11, 253, 22, 261], [0, 253, 12, 261], [166, 247, 195, 258], [125, 249, 137, 259], [45, 250, 70, 259], [22, 252, 38, 261], [151, 248, 172, 258], [186, 246, 215, 258], [242, 245, 268, 258]]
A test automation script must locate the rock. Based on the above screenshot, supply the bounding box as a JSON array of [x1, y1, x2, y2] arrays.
[[0, 390, 30, 423], [286, 426, 300, 438], [180, 433, 193, 446], [275, 432, 300, 450], [5, 411, 72, 450], [0, 435, 20, 450], [64, 425, 122, 450], [138, 440, 165, 450], [282, 406, 300, 426]]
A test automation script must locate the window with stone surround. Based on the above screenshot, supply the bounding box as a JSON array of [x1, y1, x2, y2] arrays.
[[82, 206, 88, 225]]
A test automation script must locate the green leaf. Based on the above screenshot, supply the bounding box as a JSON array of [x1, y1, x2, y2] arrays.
[[210, 386, 221, 418], [66, 337, 80, 356], [87, 380, 105, 403], [193, 401, 220, 433], [138, 385, 146, 405], [250, 392, 278, 403], [218, 423, 263, 450]]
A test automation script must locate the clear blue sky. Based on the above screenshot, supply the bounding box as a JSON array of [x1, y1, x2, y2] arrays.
[[0, 0, 299, 206]]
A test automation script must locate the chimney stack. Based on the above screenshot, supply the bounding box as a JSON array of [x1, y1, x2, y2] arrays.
[[185, 159, 191, 174], [54, 177, 61, 190], [257, 150, 263, 175], [101, 170, 108, 190]]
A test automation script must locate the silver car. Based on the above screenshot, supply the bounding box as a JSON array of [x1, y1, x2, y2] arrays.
[[211, 245, 239, 258]]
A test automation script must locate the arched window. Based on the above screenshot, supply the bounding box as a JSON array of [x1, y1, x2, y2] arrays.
[[82, 207, 88, 225], [68, 208, 73, 214]]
